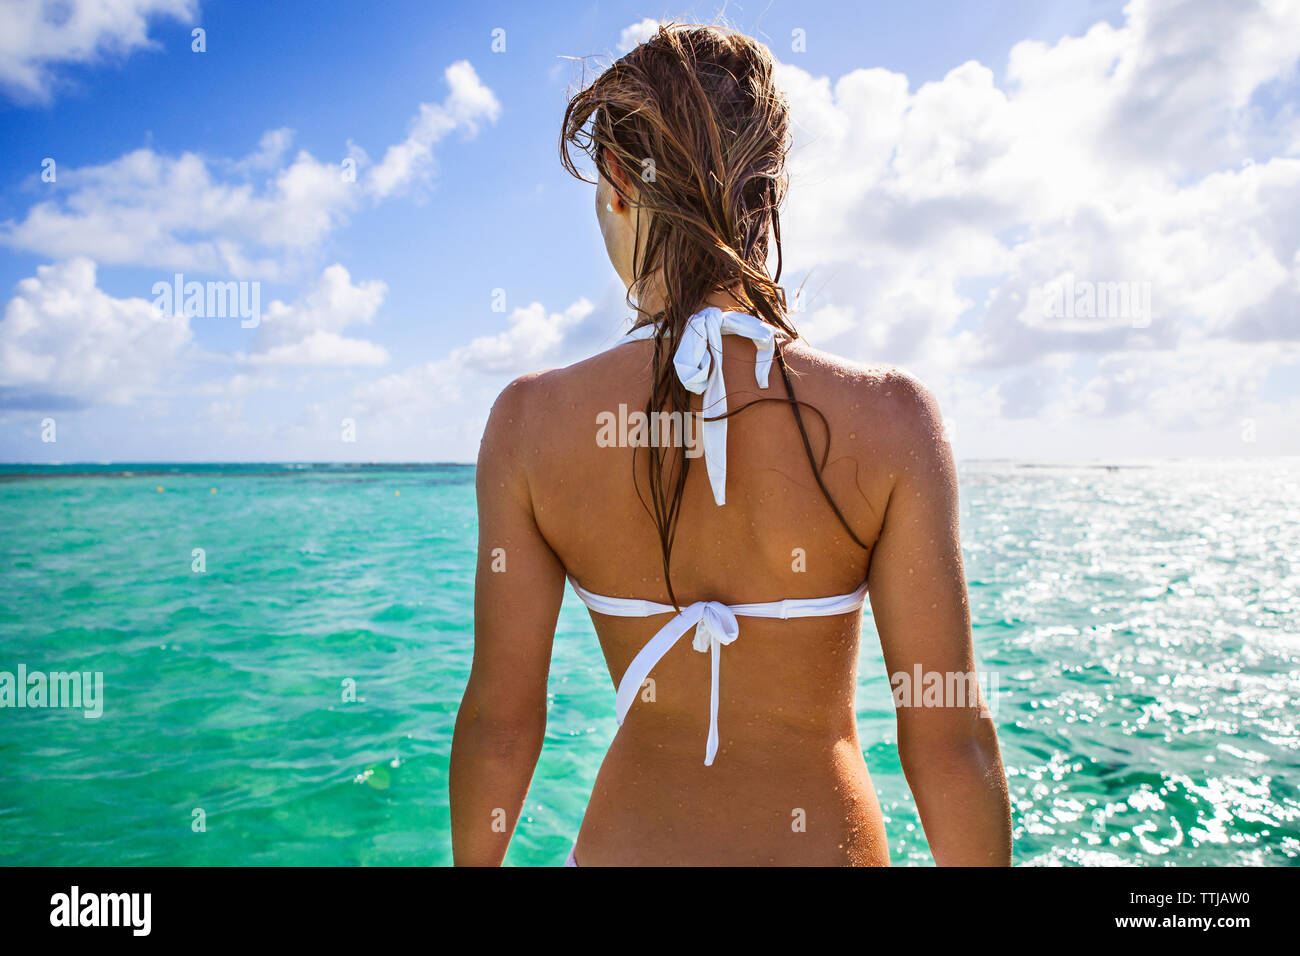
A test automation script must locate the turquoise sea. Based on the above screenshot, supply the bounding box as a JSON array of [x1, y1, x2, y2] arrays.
[[0, 459, 1297, 866]]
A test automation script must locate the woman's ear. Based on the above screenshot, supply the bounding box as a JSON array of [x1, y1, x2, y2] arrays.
[[602, 146, 633, 213]]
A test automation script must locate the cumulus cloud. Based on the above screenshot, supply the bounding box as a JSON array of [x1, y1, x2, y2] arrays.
[[0, 145, 349, 279], [333, 293, 612, 459], [765, 0, 1300, 441], [618, 18, 663, 53], [0, 0, 195, 101], [0, 256, 389, 414], [1096, 0, 1300, 173], [244, 264, 389, 367], [352, 295, 601, 415], [0, 258, 191, 407], [0, 61, 500, 278], [1061, 336, 1294, 431], [367, 60, 502, 198], [231, 128, 295, 174], [454, 298, 599, 374]]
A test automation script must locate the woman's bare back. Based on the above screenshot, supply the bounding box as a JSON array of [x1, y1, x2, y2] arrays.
[[455, 319, 1009, 866], [506, 330, 929, 864]]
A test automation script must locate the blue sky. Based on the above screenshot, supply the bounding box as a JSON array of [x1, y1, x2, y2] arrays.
[[1, 0, 1297, 462]]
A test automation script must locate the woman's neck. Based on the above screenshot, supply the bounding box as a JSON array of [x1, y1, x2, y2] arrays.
[[631, 284, 753, 325]]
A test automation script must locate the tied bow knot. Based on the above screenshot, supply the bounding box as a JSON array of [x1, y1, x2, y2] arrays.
[[610, 597, 744, 765], [661, 306, 776, 507], [689, 601, 739, 654], [687, 599, 740, 766]]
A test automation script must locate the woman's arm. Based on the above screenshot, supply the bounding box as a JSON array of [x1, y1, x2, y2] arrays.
[[866, 373, 1012, 866], [450, 375, 566, 866]]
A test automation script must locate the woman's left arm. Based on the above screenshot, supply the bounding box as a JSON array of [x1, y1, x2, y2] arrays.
[[450, 375, 566, 866]]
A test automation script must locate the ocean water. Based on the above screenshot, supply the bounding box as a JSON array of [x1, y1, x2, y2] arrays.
[[0, 459, 1296, 866]]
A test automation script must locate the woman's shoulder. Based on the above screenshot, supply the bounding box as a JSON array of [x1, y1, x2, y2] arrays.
[[477, 346, 639, 456], [487, 339, 648, 413], [782, 338, 946, 450]]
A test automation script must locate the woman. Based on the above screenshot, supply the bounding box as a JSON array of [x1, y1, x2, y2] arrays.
[[450, 24, 1011, 866]]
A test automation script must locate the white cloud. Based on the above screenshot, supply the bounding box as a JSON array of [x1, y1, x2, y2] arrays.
[[1061, 337, 1295, 430], [0, 61, 500, 278], [963, 334, 1300, 458], [333, 290, 640, 461], [231, 128, 295, 173], [1, 146, 349, 279], [765, 0, 1300, 450], [352, 295, 600, 414], [0, 256, 389, 414], [244, 263, 389, 367], [1095, 0, 1300, 173], [0, 0, 196, 101], [366, 60, 501, 198], [0, 257, 191, 406], [248, 331, 389, 367], [456, 297, 598, 374], [329, 293, 610, 460], [618, 18, 663, 53]]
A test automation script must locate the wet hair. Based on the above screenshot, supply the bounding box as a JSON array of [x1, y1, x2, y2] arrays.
[[561, 23, 866, 607]]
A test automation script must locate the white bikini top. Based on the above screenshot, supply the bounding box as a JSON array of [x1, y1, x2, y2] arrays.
[[569, 306, 869, 766]]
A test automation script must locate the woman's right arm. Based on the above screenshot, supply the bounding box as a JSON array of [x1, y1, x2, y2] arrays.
[[450, 375, 566, 866], [865, 372, 1012, 866]]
